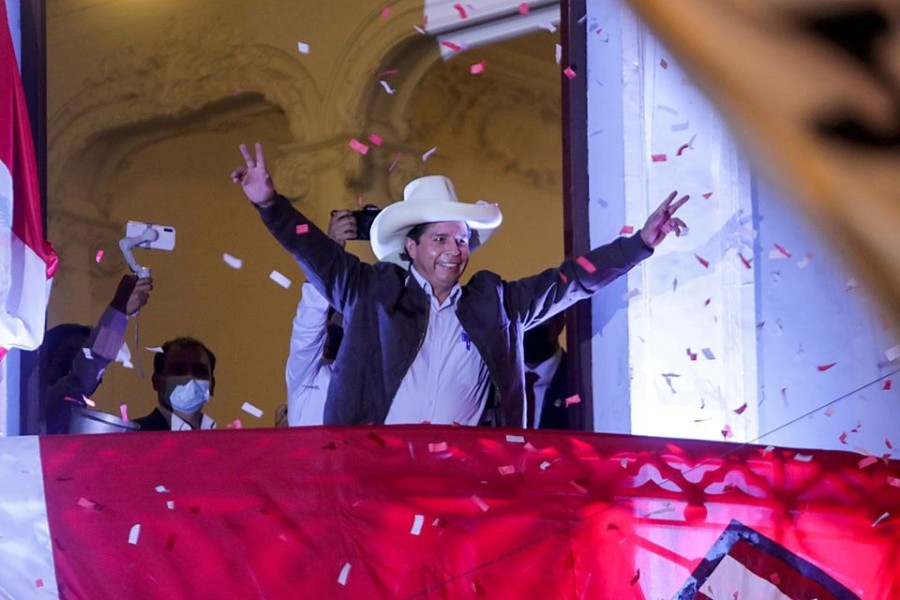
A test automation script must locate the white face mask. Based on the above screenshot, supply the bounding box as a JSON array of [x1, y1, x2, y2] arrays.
[[164, 375, 210, 414]]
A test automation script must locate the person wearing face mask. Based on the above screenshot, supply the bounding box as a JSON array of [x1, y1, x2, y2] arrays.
[[134, 337, 217, 431]]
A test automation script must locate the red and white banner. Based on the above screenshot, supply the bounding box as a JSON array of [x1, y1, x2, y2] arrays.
[[0, 0, 57, 353], [1, 426, 897, 598]]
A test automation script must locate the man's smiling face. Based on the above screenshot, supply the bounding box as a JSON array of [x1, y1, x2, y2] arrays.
[[405, 221, 470, 299]]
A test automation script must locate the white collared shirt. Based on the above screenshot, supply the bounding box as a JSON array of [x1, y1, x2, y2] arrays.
[[384, 267, 491, 425], [527, 349, 563, 429], [160, 407, 216, 431]]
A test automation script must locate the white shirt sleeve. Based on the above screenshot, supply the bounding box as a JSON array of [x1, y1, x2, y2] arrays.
[[285, 282, 331, 426]]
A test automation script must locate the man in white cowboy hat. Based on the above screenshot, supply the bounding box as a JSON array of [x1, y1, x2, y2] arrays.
[[232, 143, 687, 428]]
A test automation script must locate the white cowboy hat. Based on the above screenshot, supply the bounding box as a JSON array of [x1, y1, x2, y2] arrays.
[[370, 175, 503, 265]]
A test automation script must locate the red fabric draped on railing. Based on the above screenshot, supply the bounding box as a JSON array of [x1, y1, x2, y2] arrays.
[[39, 426, 900, 599]]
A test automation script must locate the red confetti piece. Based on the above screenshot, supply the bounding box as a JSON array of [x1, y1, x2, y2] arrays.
[[738, 253, 752, 269], [380, 7, 391, 20], [824, 405, 835, 416], [470, 60, 486, 75], [576, 256, 596, 274], [770, 573, 781, 585], [440, 41, 462, 52], [651, 153, 667, 162], [676, 143, 690, 156], [519, 2, 529, 14], [564, 394, 581, 407], [702, 192, 713, 199], [348, 138, 369, 155], [660, 58, 668, 69], [377, 68, 399, 78], [883, 379, 892, 390], [888, 477, 900, 488], [773, 243, 792, 258], [694, 254, 710, 268], [851, 420, 862, 433], [453, 3, 468, 18], [388, 153, 402, 172], [36, 579, 44, 588], [704, 298, 712, 307], [119, 404, 129, 422], [886, 438, 893, 449], [734, 403, 748, 415], [858, 455, 878, 469], [721, 424, 733, 439], [470, 494, 489, 512], [686, 348, 697, 361], [295, 224, 309, 235], [619, 225, 634, 235], [228, 419, 243, 429], [839, 432, 848, 444], [559, 272, 568, 284], [368, 134, 383, 146], [95, 249, 104, 264], [630, 569, 641, 585], [563, 66, 577, 79], [817, 362, 837, 372]]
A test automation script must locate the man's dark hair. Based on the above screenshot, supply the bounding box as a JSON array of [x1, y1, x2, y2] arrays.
[[153, 337, 217, 376], [43, 324, 92, 359], [401, 222, 476, 262]]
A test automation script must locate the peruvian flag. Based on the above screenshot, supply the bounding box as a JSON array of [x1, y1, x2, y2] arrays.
[[0, 0, 57, 353]]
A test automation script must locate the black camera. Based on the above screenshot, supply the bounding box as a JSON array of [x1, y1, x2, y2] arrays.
[[352, 204, 381, 240]]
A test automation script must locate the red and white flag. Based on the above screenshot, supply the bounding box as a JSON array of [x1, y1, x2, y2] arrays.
[[0, 0, 57, 353]]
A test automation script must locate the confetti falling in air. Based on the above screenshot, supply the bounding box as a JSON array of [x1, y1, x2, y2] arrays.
[[885, 380, 893, 390], [885, 344, 900, 362], [506, 434, 526, 443], [817, 362, 837, 372], [241, 402, 264, 418], [519, 2, 529, 14], [422, 146, 437, 161], [824, 405, 835, 417], [380, 7, 391, 20], [470, 60, 486, 74], [738, 253, 752, 269], [349, 138, 369, 155], [441, 40, 462, 52], [702, 192, 714, 199], [701, 348, 716, 360], [676, 143, 691, 156], [498, 465, 516, 475], [734, 403, 748, 415], [622, 288, 640, 302], [559, 272, 568, 284], [228, 419, 243, 429], [695, 254, 710, 268], [410, 514, 424, 535], [563, 66, 577, 79], [222, 253, 243, 269], [763, 445, 775, 455], [35, 579, 43, 589], [619, 225, 634, 235], [453, 3, 468, 18], [555, 43, 562, 64], [77, 497, 97, 509], [539, 22, 557, 33], [858, 455, 878, 470], [686, 348, 697, 361], [388, 153, 402, 172], [119, 404, 129, 422], [428, 441, 448, 452], [540, 460, 551, 470], [797, 253, 813, 269], [773, 243, 792, 259], [128, 524, 141, 545], [365, 135, 383, 148], [872, 512, 890, 527], [888, 477, 900, 488], [269, 270, 292, 289], [651, 153, 667, 162], [793, 453, 813, 462], [576, 256, 596, 274], [95, 250, 104, 263], [379, 80, 395, 95], [839, 432, 848, 444], [297, 42, 310, 54], [82, 347, 93, 360], [631, 569, 641, 585], [470, 494, 490, 512], [660, 58, 668, 69], [721, 424, 733, 439], [155, 485, 170, 493], [338, 563, 352, 586]]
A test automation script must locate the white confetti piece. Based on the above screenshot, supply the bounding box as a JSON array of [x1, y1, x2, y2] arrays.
[[422, 146, 437, 161], [145, 346, 164, 353], [763, 445, 775, 455], [379, 80, 395, 95], [115, 341, 133, 369], [470, 494, 489, 512], [887, 477, 900, 488], [77, 497, 96, 509], [846, 278, 858, 290], [82, 395, 96, 408], [885, 344, 900, 362], [622, 288, 641, 301], [222, 253, 243, 269], [793, 453, 814, 462], [155, 485, 170, 493], [701, 348, 716, 360], [538, 22, 556, 32], [824, 405, 835, 417], [505, 434, 525, 443], [554, 43, 561, 64], [539, 460, 551, 470], [497, 465, 516, 475], [166, 501, 175, 510], [269, 270, 292, 289], [128, 524, 141, 545], [410, 514, 424, 535], [872, 512, 890, 527], [797, 253, 812, 269], [82, 347, 93, 360], [414, 25, 426, 34], [297, 42, 310, 54], [428, 442, 448, 452], [338, 562, 351, 585], [241, 402, 263, 418]]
